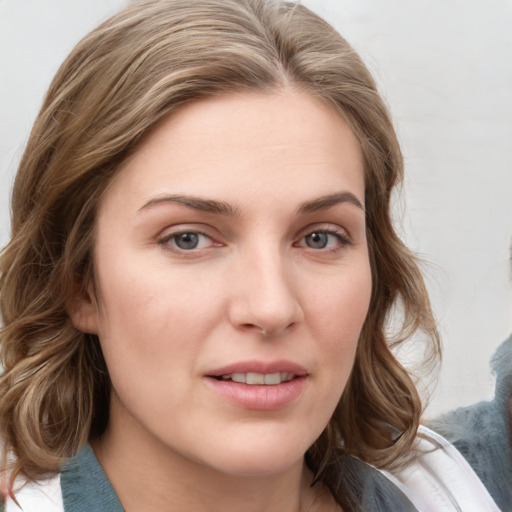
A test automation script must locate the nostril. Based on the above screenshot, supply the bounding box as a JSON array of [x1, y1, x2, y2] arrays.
[[240, 323, 264, 334], [239, 322, 297, 338]]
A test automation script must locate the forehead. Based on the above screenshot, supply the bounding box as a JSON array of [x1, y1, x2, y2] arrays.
[[102, 89, 365, 215]]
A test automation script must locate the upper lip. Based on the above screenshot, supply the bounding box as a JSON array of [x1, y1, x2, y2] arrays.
[[206, 360, 308, 377]]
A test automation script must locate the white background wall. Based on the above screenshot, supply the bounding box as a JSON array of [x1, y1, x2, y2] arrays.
[[1, 0, 511, 417]]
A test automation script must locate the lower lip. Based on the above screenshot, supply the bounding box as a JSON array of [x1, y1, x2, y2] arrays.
[[204, 376, 307, 411]]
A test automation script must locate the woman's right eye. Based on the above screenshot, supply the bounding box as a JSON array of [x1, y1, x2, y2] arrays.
[[159, 231, 216, 252]]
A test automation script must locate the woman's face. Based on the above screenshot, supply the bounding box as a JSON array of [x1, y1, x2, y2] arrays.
[[75, 89, 372, 476]]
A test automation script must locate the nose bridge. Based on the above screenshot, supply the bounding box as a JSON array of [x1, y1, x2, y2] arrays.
[[230, 239, 303, 335]]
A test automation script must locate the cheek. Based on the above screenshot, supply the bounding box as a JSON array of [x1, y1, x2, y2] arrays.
[[298, 266, 371, 438], [93, 256, 221, 382], [310, 264, 372, 339], [92, 266, 217, 424], [307, 263, 372, 382], [96, 251, 215, 330]]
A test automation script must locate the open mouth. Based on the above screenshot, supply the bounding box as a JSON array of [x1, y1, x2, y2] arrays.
[[205, 368, 308, 409], [215, 372, 297, 385]]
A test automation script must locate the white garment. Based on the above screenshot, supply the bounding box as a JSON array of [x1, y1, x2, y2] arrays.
[[381, 425, 501, 512], [5, 474, 63, 512]]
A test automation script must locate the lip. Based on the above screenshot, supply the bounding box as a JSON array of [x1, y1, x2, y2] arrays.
[[204, 360, 308, 411], [206, 360, 308, 378]]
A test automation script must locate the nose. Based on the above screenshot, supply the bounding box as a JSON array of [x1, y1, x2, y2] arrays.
[[228, 247, 304, 337]]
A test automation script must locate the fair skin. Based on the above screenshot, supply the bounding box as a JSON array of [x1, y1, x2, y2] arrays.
[[73, 89, 372, 512]]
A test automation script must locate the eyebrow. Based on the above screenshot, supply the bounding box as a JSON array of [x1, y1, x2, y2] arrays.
[[298, 192, 364, 214], [138, 191, 364, 217], [138, 194, 239, 216]]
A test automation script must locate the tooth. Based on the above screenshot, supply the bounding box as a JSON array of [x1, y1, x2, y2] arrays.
[[264, 372, 281, 385], [231, 373, 247, 383], [246, 372, 265, 385], [221, 374, 231, 380]]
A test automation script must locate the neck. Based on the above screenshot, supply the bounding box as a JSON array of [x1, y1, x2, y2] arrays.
[[92, 400, 338, 512]]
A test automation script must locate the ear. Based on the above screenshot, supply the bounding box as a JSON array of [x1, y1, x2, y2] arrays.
[[68, 284, 100, 335]]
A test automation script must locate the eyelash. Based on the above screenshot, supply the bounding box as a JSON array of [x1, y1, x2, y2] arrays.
[[158, 230, 218, 254], [157, 225, 352, 256], [294, 227, 352, 252]]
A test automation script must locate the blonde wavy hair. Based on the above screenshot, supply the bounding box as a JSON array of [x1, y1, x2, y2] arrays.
[[0, 0, 439, 491]]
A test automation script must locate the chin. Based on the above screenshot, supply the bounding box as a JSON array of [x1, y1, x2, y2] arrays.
[[213, 453, 304, 478], [199, 432, 313, 477]]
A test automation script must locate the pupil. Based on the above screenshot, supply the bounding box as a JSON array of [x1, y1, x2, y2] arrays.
[[306, 232, 328, 249], [175, 233, 199, 250]]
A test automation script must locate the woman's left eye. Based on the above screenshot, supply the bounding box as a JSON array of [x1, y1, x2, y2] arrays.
[[296, 229, 351, 250]]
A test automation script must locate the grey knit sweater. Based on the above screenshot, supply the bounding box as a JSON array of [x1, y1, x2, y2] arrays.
[[429, 336, 512, 512]]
